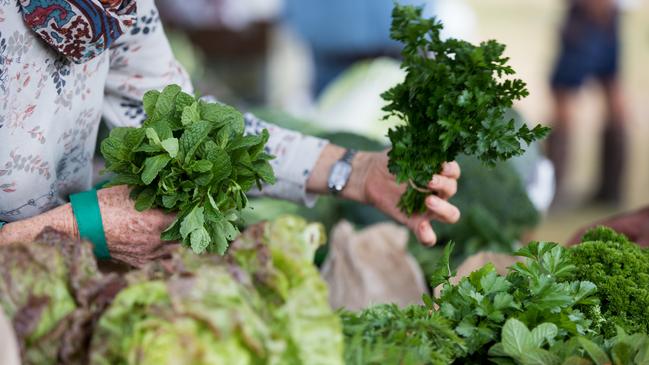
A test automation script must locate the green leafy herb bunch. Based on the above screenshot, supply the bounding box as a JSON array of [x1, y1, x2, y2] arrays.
[[101, 85, 276, 254], [382, 4, 550, 215]]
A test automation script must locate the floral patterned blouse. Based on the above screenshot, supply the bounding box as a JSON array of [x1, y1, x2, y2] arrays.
[[0, 0, 327, 222]]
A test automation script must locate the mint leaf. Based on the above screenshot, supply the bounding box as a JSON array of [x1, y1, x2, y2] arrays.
[[153, 84, 181, 121], [160, 138, 179, 158], [180, 206, 205, 240], [145, 127, 161, 145], [179, 120, 212, 163], [134, 187, 156, 211], [142, 90, 160, 117], [190, 226, 210, 254], [181, 101, 201, 126], [141, 154, 171, 185]]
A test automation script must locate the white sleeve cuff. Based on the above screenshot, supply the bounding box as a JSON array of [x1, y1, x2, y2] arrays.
[[243, 113, 328, 207]]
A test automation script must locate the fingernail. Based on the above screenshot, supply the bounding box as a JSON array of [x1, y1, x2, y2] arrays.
[[429, 175, 439, 188]]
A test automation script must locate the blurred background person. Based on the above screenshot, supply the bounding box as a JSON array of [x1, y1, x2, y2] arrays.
[[548, 0, 627, 207], [283, 0, 477, 96]]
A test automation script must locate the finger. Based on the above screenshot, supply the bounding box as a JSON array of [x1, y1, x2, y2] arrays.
[[387, 207, 437, 246], [441, 161, 461, 179], [428, 174, 458, 199], [425, 195, 461, 224], [410, 218, 437, 246]]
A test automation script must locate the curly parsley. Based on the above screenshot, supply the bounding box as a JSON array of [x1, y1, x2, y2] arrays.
[[382, 4, 550, 215]]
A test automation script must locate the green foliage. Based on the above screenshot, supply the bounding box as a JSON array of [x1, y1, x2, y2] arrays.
[[90, 216, 343, 365], [0, 230, 124, 365], [433, 242, 599, 363], [568, 226, 649, 337], [489, 319, 649, 365], [382, 4, 549, 215], [101, 85, 275, 254], [341, 304, 466, 365], [412, 152, 541, 284], [432, 154, 540, 254]]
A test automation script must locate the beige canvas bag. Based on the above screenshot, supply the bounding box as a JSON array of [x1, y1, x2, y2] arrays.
[[321, 220, 428, 311]]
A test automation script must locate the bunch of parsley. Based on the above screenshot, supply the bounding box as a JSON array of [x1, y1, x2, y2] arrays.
[[341, 304, 466, 365], [568, 227, 649, 337], [429, 242, 600, 363], [101, 85, 275, 254], [489, 319, 649, 365], [383, 4, 550, 215]]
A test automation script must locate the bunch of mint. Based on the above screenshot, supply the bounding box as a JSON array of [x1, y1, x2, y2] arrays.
[[382, 4, 550, 215], [101, 85, 275, 254]]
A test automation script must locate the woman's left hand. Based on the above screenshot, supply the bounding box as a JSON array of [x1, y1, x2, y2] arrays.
[[353, 151, 461, 246], [307, 146, 461, 246]]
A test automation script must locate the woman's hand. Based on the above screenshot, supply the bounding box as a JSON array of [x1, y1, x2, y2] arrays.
[[356, 152, 460, 245], [0, 186, 178, 266], [308, 145, 460, 246], [95, 185, 179, 266]]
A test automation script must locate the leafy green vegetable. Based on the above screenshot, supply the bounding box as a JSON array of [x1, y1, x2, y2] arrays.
[[0, 229, 125, 365], [433, 241, 599, 363], [90, 216, 343, 365], [489, 319, 649, 365], [341, 304, 466, 365], [101, 85, 276, 254], [382, 4, 549, 215], [568, 226, 649, 337]]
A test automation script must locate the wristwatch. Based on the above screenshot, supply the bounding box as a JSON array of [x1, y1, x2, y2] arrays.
[[327, 149, 357, 195]]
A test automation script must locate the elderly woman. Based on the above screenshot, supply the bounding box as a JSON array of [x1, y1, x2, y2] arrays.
[[0, 0, 460, 265]]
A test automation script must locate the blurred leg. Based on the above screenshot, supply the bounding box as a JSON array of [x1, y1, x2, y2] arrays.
[[594, 77, 626, 204], [548, 88, 574, 198]]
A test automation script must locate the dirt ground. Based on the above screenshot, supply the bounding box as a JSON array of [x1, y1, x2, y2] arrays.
[[469, 0, 649, 243]]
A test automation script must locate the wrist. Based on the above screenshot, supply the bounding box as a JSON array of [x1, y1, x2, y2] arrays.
[[306, 145, 370, 203], [0, 204, 79, 245], [340, 151, 371, 203]]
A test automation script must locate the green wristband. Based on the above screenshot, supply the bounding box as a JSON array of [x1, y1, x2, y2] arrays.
[[70, 189, 110, 260]]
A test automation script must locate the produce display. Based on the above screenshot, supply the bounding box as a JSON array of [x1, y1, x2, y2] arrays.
[[5, 4, 648, 365], [101, 85, 275, 254], [0, 216, 343, 365], [381, 4, 550, 215], [3, 224, 649, 364], [341, 227, 649, 365]]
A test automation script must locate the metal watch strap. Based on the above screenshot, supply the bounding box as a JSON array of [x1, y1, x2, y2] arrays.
[[341, 149, 357, 164], [328, 149, 357, 195]]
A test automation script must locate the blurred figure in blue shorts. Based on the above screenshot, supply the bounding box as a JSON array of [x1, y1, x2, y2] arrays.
[[548, 0, 627, 206]]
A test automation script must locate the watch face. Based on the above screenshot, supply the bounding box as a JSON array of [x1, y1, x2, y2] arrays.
[[328, 161, 353, 192]]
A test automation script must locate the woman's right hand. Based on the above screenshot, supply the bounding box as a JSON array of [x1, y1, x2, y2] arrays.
[[0, 185, 179, 267]]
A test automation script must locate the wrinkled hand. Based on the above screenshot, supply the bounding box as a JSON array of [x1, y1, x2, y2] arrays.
[[0, 185, 178, 267], [96, 185, 179, 266], [568, 206, 649, 247], [354, 151, 461, 246]]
